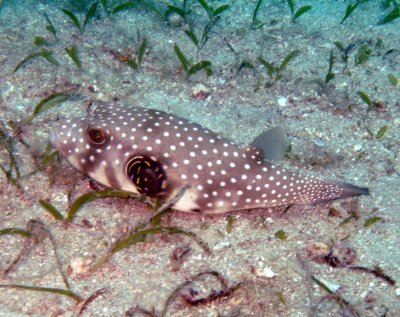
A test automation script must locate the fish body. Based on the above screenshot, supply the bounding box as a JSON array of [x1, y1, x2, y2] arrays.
[[50, 102, 369, 214]]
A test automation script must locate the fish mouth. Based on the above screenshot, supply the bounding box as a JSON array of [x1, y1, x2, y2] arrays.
[[49, 125, 57, 146], [49, 122, 60, 149]]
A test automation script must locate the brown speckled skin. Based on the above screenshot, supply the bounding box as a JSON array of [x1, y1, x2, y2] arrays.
[[50, 102, 369, 214]]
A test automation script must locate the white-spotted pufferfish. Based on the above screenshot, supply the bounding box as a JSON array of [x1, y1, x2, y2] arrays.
[[50, 102, 369, 214]]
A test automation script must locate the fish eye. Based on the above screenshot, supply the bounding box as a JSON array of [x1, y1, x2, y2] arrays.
[[88, 128, 107, 144], [126, 155, 168, 198]]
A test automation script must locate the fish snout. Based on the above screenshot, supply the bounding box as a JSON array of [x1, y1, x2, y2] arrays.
[[50, 119, 88, 160]]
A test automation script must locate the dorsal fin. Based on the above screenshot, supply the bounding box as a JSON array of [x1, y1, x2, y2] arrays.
[[247, 126, 288, 162]]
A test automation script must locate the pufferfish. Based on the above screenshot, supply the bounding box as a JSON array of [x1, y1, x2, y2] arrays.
[[50, 101, 369, 214]]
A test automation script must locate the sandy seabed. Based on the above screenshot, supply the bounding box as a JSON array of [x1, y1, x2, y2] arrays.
[[0, 0, 399, 316]]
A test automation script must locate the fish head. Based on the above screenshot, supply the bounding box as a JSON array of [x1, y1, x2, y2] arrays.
[[50, 104, 145, 195]]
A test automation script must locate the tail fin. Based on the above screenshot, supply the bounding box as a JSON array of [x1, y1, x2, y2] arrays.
[[308, 181, 369, 205], [295, 179, 370, 205], [336, 182, 369, 198]]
